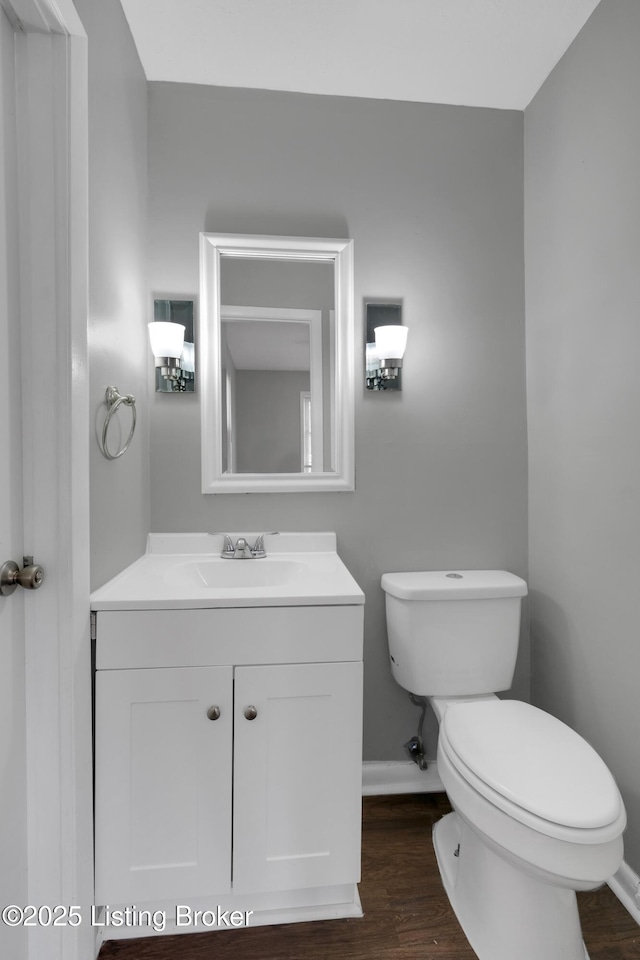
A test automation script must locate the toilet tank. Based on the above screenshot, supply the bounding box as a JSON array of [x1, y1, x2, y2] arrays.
[[381, 570, 527, 697]]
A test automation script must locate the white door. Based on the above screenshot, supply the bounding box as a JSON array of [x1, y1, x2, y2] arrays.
[[95, 666, 234, 904], [1, 3, 91, 960], [0, 9, 27, 960], [233, 661, 363, 894]]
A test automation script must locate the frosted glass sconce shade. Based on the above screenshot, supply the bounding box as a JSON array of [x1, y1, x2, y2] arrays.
[[148, 321, 185, 360], [374, 325, 408, 363]]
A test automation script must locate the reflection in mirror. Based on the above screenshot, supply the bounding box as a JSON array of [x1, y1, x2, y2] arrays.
[[200, 234, 354, 493], [221, 308, 323, 474], [153, 298, 196, 393]]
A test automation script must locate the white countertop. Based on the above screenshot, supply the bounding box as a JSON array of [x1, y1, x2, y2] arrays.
[[91, 532, 365, 610]]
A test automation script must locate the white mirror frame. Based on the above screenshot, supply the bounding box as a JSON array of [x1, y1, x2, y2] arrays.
[[200, 233, 355, 493]]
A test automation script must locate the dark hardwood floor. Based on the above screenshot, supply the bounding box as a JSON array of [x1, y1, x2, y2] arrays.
[[98, 793, 639, 960]]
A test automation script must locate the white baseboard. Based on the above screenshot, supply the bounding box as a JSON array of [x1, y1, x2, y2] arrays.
[[362, 760, 444, 795], [608, 860, 640, 926]]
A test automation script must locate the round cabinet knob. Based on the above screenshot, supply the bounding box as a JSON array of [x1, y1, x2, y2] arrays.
[[206, 705, 221, 721], [243, 705, 258, 721]]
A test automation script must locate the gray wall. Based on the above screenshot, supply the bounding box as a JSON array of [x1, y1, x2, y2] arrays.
[[79, 0, 150, 590], [148, 84, 528, 762], [525, 0, 640, 873]]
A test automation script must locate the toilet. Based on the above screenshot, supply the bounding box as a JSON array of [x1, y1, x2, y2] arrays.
[[381, 569, 626, 960]]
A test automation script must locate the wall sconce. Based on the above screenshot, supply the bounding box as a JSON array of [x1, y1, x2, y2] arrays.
[[374, 324, 409, 382], [150, 298, 196, 393], [365, 300, 408, 390], [148, 320, 186, 388]]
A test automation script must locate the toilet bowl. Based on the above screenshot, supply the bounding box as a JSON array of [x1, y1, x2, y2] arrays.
[[381, 570, 626, 960]]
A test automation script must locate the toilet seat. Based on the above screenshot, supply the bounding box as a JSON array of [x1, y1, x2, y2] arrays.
[[440, 700, 625, 843]]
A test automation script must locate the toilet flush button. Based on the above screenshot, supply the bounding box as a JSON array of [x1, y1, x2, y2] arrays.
[[446, 573, 463, 579]]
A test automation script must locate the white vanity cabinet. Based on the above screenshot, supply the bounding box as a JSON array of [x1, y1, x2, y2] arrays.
[[95, 664, 234, 903], [232, 660, 363, 895], [93, 604, 364, 925]]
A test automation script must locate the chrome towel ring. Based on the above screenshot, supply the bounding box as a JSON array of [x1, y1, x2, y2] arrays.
[[99, 386, 137, 460]]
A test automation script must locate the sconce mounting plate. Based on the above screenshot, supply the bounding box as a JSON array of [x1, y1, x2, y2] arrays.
[[153, 297, 196, 393], [365, 299, 404, 391]]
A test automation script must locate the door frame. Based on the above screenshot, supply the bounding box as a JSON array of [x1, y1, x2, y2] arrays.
[[5, 1, 92, 958]]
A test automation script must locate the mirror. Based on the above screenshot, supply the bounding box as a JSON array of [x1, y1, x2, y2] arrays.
[[200, 234, 354, 493]]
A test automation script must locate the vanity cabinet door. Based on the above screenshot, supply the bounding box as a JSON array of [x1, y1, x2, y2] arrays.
[[232, 661, 363, 894], [94, 666, 233, 904]]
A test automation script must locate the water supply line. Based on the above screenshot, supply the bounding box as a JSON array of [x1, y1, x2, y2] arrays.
[[405, 693, 428, 770]]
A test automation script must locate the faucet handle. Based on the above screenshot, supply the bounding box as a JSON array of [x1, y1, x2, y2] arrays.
[[211, 533, 234, 557], [252, 532, 279, 557]]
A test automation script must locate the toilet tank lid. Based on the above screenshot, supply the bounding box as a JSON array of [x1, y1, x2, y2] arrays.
[[381, 570, 528, 601]]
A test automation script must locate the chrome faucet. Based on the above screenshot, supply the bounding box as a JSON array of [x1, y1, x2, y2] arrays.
[[216, 532, 279, 559], [232, 537, 253, 559]]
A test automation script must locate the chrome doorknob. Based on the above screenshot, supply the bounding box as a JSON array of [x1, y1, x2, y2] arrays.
[[243, 705, 258, 720], [0, 558, 45, 597], [206, 705, 221, 721]]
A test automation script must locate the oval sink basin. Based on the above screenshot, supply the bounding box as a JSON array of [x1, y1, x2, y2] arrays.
[[174, 559, 305, 589]]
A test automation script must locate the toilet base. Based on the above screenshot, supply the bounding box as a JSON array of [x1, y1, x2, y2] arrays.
[[433, 811, 590, 960]]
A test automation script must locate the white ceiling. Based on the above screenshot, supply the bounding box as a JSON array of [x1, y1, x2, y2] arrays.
[[119, 0, 601, 111], [225, 320, 310, 371]]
